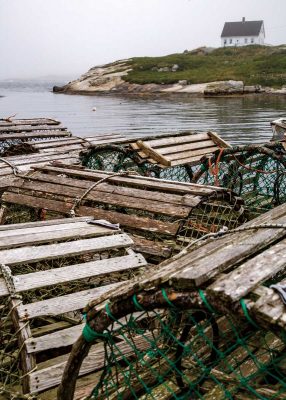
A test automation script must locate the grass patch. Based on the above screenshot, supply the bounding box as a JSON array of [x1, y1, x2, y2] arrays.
[[122, 45, 286, 88]]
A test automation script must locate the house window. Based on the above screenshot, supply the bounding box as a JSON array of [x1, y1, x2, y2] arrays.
[[245, 38, 248, 44], [230, 38, 232, 44], [251, 38, 254, 43], [224, 39, 227, 45]]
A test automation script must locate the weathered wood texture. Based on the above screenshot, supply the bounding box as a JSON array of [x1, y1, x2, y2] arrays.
[[130, 131, 230, 167], [0, 217, 147, 395], [1, 164, 244, 258], [57, 204, 286, 400]]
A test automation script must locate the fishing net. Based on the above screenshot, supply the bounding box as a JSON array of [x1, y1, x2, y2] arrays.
[[66, 289, 286, 400], [194, 143, 286, 218], [81, 146, 198, 182]]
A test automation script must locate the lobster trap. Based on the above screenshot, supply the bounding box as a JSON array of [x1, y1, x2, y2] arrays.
[[80, 131, 230, 183], [1, 165, 247, 261], [0, 217, 147, 397], [192, 143, 286, 218], [58, 203, 286, 400]]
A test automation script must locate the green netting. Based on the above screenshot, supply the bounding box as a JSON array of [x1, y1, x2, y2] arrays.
[[195, 143, 286, 218], [79, 291, 286, 400]]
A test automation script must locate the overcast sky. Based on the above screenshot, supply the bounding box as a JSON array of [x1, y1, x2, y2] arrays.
[[0, 0, 285, 80]]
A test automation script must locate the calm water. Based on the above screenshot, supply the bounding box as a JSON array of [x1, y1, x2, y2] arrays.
[[0, 80, 285, 145]]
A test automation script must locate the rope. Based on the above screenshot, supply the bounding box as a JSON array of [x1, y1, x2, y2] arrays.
[[69, 170, 139, 217], [0, 157, 19, 176], [208, 148, 224, 186]]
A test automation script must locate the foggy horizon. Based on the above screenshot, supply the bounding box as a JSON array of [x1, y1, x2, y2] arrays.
[[0, 0, 285, 80]]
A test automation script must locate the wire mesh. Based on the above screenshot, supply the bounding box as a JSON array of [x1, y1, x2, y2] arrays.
[[81, 292, 286, 400]]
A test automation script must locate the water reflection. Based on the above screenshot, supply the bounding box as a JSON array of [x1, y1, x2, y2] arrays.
[[0, 82, 285, 145]]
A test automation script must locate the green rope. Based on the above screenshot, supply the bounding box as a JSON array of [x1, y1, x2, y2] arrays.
[[198, 289, 217, 314], [161, 288, 176, 308], [240, 299, 260, 330]]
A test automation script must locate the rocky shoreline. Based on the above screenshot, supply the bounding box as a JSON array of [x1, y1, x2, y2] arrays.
[[53, 60, 286, 96]]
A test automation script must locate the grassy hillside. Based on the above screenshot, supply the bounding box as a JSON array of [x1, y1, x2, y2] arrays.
[[123, 45, 286, 88]]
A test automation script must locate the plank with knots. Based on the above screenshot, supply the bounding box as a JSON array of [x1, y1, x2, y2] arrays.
[[0, 252, 146, 298], [1, 192, 179, 236]]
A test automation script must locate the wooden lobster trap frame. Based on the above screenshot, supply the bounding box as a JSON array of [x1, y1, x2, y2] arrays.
[[0, 217, 147, 397], [0, 164, 247, 262], [58, 203, 286, 400]]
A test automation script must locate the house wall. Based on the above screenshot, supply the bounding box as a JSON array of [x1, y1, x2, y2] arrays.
[[221, 32, 264, 47]]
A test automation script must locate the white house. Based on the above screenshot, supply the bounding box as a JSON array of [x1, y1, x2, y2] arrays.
[[221, 18, 265, 47]]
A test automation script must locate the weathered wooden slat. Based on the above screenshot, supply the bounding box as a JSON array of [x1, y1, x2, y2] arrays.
[[28, 334, 150, 393], [145, 132, 210, 147], [22, 172, 202, 208], [158, 139, 215, 155], [170, 154, 207, 166], [0, 118, 60, 127], [171, 211, 286, 289], [166, 146, 218, 161], [7, 178, 191, 217], [0, 124, 67, 133], [32, 165, 218, 196], [0, 222, 115, 250], [207, 131, 231, 148], [136, 140, 171, 166], [18, 283, 122, 320], [0, 216, 92, 232], [0, 131, 71, 140], [2, 192, 179, 235], [208, 237, 286, 304], [0, 252, 146, 297], [0, 233, 133, 266]]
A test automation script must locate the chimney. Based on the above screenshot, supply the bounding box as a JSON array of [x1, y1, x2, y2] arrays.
[[242, 17, 246, 22]]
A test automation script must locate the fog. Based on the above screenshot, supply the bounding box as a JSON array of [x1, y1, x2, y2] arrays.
[[0, 0, 285, 79]]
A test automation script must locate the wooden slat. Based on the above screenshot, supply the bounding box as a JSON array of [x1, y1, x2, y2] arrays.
[[22, 172, 202, 208], [170, 154, 207, 166], [166, 146, 218, 161], [0, 216, 92, 232], [0, 222, 115, 250], [207, 131, 231, 148], [8, 181, 191, 218], [0, 131, 70, 140], [145, 132, 210, 147], [171, 208, 286, 289], [31, 165, 218, 196], [18, 283, 122, 320], [159, 139, 216, 155], [0, 125, 67, 133], [0, 233, 133, 266], [136, 140, 171, 166], [0, 118, 60, 127], [2, 192, 179, 235], [207, 237, 286, 304], [0, 252, 146, 297], [28, 334, 150, 393]]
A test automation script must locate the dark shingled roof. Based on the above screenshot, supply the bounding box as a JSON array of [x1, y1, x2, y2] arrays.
[[221, 20, 264, 37]]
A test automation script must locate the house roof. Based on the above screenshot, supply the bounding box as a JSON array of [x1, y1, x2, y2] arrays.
[[221, 20, 264, 37]]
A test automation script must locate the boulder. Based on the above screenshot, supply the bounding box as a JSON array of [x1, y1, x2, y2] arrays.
[[171, 64, 179, 72], [204, 80, 244, 95]]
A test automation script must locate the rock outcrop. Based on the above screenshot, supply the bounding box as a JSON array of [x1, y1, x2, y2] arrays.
[[53, 58, 278, 96]]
